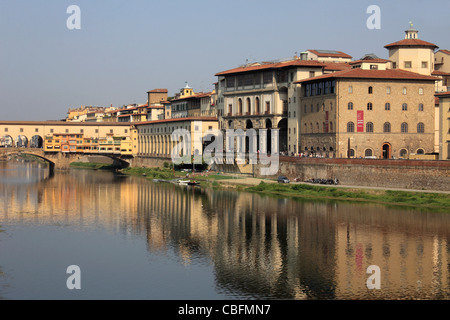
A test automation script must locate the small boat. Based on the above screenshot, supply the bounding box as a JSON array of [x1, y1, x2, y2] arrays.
[[187, 181, 200, 186], [177, 180, 190, 185]]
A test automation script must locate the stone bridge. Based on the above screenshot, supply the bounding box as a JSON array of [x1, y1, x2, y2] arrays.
[[0, 148, 131, 172]]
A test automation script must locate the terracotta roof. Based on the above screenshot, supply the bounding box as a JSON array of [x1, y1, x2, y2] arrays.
[[134, 117, 218, 126], [432, 70, 450, 76], [438, 49, 450, 55], [295, 68, 439, 84], [323, 62, 352, 71], [215, 59, 325, 76], [435, 91, 450, 97], [147, 89, 168, 93], [170, 92, 213, 102], [349, 58, 391, 65], [307, 49, 352, 59], [384, 39, 438, 49]]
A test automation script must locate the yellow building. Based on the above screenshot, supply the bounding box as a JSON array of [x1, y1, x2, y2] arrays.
[[295, 68, 437, 159], [437, 92, 450, 160], [133, 117, 218, 158]]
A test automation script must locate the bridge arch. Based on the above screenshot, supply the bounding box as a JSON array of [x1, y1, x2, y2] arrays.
[[15, 135, 29, 148]]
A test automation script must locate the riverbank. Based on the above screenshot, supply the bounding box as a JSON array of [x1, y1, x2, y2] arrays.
[[119, 167, 450, 212]]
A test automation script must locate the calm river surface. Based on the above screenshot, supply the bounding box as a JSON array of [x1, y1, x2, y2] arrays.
[[0, 160, 449, 300]]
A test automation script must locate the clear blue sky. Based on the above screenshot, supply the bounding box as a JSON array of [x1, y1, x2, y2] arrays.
[[1, 0, 449, 121]]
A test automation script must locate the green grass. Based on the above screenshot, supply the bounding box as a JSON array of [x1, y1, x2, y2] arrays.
[[245, 182, 450, 211], [120, 167, 176, 180]]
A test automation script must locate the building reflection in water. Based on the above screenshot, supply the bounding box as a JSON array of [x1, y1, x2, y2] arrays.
[[1, 162, 449, 300]]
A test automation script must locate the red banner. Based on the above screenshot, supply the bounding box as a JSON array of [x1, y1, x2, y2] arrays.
[[357, 110, 364, 132]]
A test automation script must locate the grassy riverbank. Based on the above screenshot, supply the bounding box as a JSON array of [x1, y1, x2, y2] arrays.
[[245, 181, 450, 211], [119, 167, 450, 211]]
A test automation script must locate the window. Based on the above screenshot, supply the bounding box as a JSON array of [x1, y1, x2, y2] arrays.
[[370, 65, 378, 70], [386, 87, 391, 95], [417, 148, 425, 154], [402, 87, 407, 95], [367, 102, 373, 111], [421, 61, 428, 68], [50, 129, 54, 133], [263, 72, 272, 84], [419, 103, 424, 111], [419, 87, 424, 95], [309, 71, 315, 78], [65, 129, 69, 133], [402, 103, 408, 111], [347, 122, 355, 132], [392, 62, 397, 69], [417, 122, 425, 133], [348, 86, 353, 94], [366, 122, 374, 133], [95, 129, 99, 134], [365, 149, 373, 157], [348, 102, 353, 110], [80, 129, 84, 134], [400, 149, 408, 158], [20, 128, 24, 132], [368, 86, 373, 94], [348, 149, 355, 157], [329, 122, 333, 132], [384, 122, 391, 133], [110, 129, 114, 134], [35, 128, 39, 132], [404, 61, 412, 68], [401, 122, 408, 133], [385, 103, 391, 111], [4, 128, 7, 132]]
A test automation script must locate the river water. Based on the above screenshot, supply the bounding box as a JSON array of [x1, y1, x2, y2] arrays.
[[0, 160, 449, 300]]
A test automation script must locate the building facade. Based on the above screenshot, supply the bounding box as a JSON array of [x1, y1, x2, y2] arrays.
[[437, 92, 450, 160], [295, 68, 437, 159]]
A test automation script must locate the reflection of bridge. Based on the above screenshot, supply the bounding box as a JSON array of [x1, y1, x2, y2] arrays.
[[0, 148, 131, 171]]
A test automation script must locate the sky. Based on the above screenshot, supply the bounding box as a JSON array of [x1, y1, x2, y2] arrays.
[[1, 0, 449, 121]]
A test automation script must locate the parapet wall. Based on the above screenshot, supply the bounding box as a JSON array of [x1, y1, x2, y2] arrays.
[[255, 157, 450, 192]]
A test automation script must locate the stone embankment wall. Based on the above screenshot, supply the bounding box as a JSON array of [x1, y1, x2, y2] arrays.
[[255, 157, 450, 192]]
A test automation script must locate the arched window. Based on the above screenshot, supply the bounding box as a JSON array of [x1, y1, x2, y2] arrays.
[[417, 122, 425, 133], [316, 122, 320, 132], [368, 86, 373, 94], [246, 97, 251, 114], [348, 149, 355, 158], [366, 122, 374, 133], [348, 102, 353, 110], [348, 86, 353, 93], [419, 87, 424, 95], [399, 149, 408, 158], [238, 99, 243, 115], [365, 149, 373, 157], [402, 87, 407, 95], [418, 103, 424, 112], [347, 122, 355, 132], [255, 97, 260, 114], [386, 87, 391, 95], [402, 103, 408, 111], [310, 123, 313, 133], [367, 102, 373, 110], [385, 103, 390, 111], [383, 122, 391, 133], [401, 122, 408, 133], [329, 121, 333, 132], [417, 148, 425, 154]]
